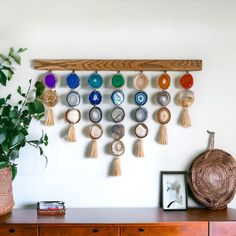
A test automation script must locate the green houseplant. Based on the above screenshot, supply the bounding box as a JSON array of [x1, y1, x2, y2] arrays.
[[0, 48, 48, 215]]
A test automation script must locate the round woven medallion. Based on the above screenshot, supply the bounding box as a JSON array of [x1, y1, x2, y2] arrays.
[[89, 91, 102, 105], [89, 107, 102, 123], [41, 90, 58, 107], [88, 72, 103, 89], [157, 73, 170, 90], [111, 140, 125, 156], [188, 149, 236, 210], [89, 124, 103, 139], [65, 109, 81, 124], [111, 124, 125, 140], [66, 91, 80, 107], [134, 123, 148, 139], [156, 91, 171, 106], [43, 72, 57, 89], [134, 91, 148, 106], [66, 72, 80, 89], [111, 90, 125, 106], [133, 72, 149, 90], [111, 74, 125, 88], [133, 107, 148, 122], [111, 107, 125, 123]]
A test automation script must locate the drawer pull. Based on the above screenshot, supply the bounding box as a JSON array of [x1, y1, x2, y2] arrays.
[[9, 229, 15, 233], [92, 229, 99, 233], [139, 228, 145, 232]]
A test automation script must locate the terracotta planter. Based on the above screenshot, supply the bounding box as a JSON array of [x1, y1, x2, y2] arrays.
[[0, 166, 14, 216]]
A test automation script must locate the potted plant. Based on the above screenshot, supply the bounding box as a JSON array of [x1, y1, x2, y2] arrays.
[[0, 48, 48, 216]]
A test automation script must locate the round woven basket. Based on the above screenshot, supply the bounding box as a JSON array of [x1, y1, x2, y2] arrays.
[[188, 149, 236, 210], [0, 166, 15, 216]]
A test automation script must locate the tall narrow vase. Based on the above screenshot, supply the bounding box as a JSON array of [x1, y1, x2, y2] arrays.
[[0, 166, 14, 216]]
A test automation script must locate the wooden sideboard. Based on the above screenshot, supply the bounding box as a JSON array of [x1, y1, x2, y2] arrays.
[[0, 208, 236, 236]]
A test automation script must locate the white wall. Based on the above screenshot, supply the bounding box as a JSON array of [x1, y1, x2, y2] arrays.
[[1, 0, 236, 209]]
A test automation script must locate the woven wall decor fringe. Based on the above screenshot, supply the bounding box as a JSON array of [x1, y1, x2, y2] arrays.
[[90, 139, 98, 158], [112, 157, 121, 176], [67, 124, 76, 142], [45, 107, 54, 126], [159, 124, 168, 145], [135, 138, 144, 158], [181, 107, 191, 128]]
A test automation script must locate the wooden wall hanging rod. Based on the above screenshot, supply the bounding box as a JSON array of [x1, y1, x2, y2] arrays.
[[33, 59, 202, 71]]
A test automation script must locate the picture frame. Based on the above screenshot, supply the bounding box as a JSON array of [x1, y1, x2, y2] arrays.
[[161, 171, 188, 211]]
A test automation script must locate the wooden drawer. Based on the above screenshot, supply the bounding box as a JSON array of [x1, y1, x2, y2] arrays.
[[121, 222, 208, 236], [210, 222, 236, 236], [0, 225, 37, 236], [39, 226, 119, 236]]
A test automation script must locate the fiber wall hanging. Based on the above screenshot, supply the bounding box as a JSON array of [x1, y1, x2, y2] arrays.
[[156, 72, 171, 144], [110, 72, 125, 176], [133, 72, 149, 157], [88, 72, 103, 158], [178, 72, 194, 128], [34, 59, 202, 174], [65, 72, 81, 142], [41, 72, 58, 126]]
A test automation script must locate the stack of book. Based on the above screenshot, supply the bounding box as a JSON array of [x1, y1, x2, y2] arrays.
[[37, 201, 65, 216]]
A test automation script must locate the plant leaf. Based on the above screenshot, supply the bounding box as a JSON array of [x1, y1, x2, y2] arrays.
[[0, 70, 7, 86], [17, 48, 27, 53], [8, 47, 14, 56], [11, 118, 21, 129], [9, 149, 19, 161], [17, 86, 26, 97], [2, 105, 11, 116], [35, 81, 45, 97], [10, 54, 21, 65], [34, 100, 45, 118], [11, 164, 17, 180], [0, 53, 7, 61], [0, 127, 7, 144], [0, 98, 6, 106], [9, 110, 19, 118], [6, 94, 11, 100], [0, 161, 9, 169], [27, 102, 36, 115], [10, 132, 25, 148]]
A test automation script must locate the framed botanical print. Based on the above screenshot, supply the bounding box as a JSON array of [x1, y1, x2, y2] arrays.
[[161, 171, 188, 211]]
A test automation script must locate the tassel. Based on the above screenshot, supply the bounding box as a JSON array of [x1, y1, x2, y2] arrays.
[[90, 139, 98, 158], [67, 124, 76, 142], [182, 107, 191, 128], [45, 107, 54, 126], [135, 138, 144, 158], [112, 157, 121, 176], [159, 124, 168, 145]]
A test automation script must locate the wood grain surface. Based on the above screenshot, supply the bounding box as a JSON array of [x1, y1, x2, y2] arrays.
[[0, 208, 235, 225], [122, 223, 208, 236], [33, 60, 202, 71], [210, 222, 236, 236]]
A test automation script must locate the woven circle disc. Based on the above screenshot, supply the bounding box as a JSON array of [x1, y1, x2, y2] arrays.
[[188, 149, 236, 210], [133, 72, 149, 90], [41, 90, 58, 107], [89, 124, 103, 139]]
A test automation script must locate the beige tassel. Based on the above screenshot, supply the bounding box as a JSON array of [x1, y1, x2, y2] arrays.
[[135, 138, 144, 158], [67, 124, 76, 142], [45, 107, 54, 126], [112, 157, 121, 176], [90, 139, 98, 158], [159, 124, 168, 145], [182, 106, 191, 128]]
